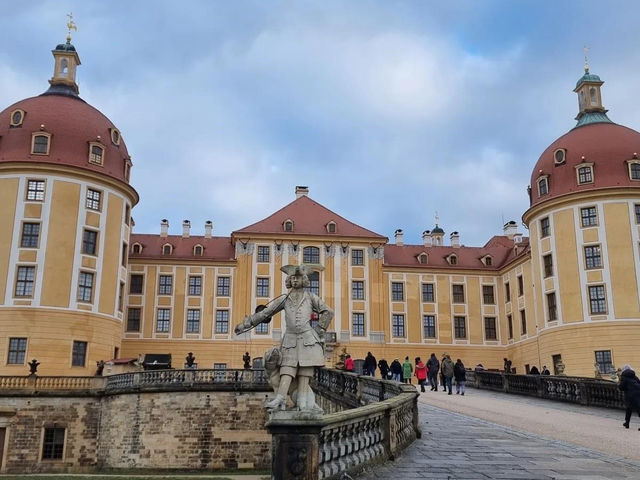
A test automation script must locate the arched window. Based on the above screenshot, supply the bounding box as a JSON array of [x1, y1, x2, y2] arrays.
[[484, 256, 493, 266], [162, 244, 172, 255], [537, 177, 549, 196], [326, 221, 336, 233], [31, 133, 51, 155], [284, 220, 294, 232], [132, 243, 142, 254], [89, 143, 104, 165], [418, 253, 428, 264], [449, 254, 458, 265], [60, 58, 69, 75], [303, 246, 320, 264], [194, 245, 203, 256], [589, 87, 598, 106]]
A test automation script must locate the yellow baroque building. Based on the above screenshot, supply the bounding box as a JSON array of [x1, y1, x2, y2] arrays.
[[1, 39, 639, 377]]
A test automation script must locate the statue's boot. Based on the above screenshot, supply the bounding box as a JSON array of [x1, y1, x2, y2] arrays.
[[265, 394, 286, 410]]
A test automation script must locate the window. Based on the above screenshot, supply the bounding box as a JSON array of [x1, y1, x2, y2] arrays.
[[306, 271, 320, 295], [132, 243, 142, 254], [216, 310, 229, 334], [217, 277, 230, 296], [72, 340, 87, 367], [303, 246, 320, 264], [86, 189, 101, 211], [588, 285, 607, 314], [188, 276, 202, 296], [391, 282, 404, 301], [7, 337, 27, 364], [484, 256, 492, 266], [482, 285, 495, 304], [585, 245, 602, 269], [580, 207, 597, 227], [352, 280, 364, 300], [449, 254, 458, 265], [422, 283, 434, 302], [31, 133, 50, 155], [418, 253, 428, 264], [77, 272, 94, 302], [20, 223, 40, 248], [484, 318, 497, 341], [538, 177, 549, 196], [423, 315, 436, 338], [327, 222, 336, 233], [10, 109, 24, 127], [635, 204, 640, 224], [186, 309, 200, 333], [543, 254, 553, 278], [158, 275, 172, 295], [255, 319, 269, 334], [540, 217, 550, 237], [88, 143, 104, 165], [126, 308, 141, 332], [554, 148, 566, 165], [162, 244, 172, 255], [520, 309, 527, 335], [507, 314, 513, 339], [129, 274, 143, 294], [118, 282, 124, 312], [42, 427, 65, 460], [193, 245, 203, 256], [547, 292, 558, 321], [26, 180, 45, 201], [213, 363, 227, 370], [121, 243, 128, 267], [454, 316, 466, 339], [15, 266, 35, 297], [505, 282, 511, 302], [82, 230, 97, 255], [577, 165, 593, 184], [392, 314, 405, 337], [352, 249, 364, 265], [452, 284, 465, 303], [518, 276, 524, 297], [595, 350, 614, 374], [284, 220, 293, 232], [256, 278, 270, 297], [352, 313, 365, 336], [156, 308, 170, 332], [257, 246, 270, 262], [110, 128, 121, 145], [629, 162, 640, 180]]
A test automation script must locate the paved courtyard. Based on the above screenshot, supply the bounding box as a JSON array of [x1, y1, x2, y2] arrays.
[[359, 388, 640, 480]]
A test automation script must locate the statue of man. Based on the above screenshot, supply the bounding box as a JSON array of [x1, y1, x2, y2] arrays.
[[185, 352, 196, 368], [28, 358, 40, 375], [243, 352, 251, 369], [234, 264, 333, 411]]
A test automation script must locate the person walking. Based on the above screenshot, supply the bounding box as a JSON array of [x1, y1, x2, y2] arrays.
[[440, 354, 447, 391], [344, 354, 354, 372], [441, 354, 454, 395], [415, 357, 428, 392], [390, 358, 402, 382], [364, 352, 377, 377], [427, 353, 440, 391], [402, 356, 413, 384], [454, 358, 466, 395], [378, 358, 390, 380], [618, 364, 640, 429]]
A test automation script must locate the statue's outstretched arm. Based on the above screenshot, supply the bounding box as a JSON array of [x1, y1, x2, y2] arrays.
[[234, 296, 286, 335]]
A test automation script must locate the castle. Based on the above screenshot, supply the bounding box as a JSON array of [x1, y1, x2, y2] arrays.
[[2, 36, 640, 378]]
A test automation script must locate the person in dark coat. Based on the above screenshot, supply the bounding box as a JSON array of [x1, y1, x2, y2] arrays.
[[378, 358, 390, 379], [441, 355, 454, 394], [390, 358, 403, 382], [454, 359, 466, 395], [364, 352, 377, 377], [541, 366, 551, 375], [529, 366, 540, 375], [618, 364, 640, 429], [426, 353, 440, 391]]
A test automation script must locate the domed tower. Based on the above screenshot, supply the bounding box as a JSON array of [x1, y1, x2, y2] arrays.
[[0, 34, 138, 375], [523, 62, 640, 374]]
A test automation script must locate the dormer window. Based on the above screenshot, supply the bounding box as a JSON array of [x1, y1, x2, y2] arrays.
[[194, 245, 203, 256], [481, 255, 493, 266], [448, 254, 458, 265], [10, 109, 25, 127], [627, 159, 640, 181], [537, 176, 549, 196], [326, 221, 336, 233], [417, 252, 428, 264], [576, 163, 594, 185], [284, 219, 294, 232], [132, 243, 142, 254], [553, 148, 566, 165], [124, 157, 132, 182], [110, 128, 121, 146], [162, 244, 173, 255], [31, 133, 51, 155], [89, 143, 104, 165]]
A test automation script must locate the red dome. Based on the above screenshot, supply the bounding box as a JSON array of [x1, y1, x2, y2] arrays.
[[0, 94, 131, 184], [529, 123, 640, 207]]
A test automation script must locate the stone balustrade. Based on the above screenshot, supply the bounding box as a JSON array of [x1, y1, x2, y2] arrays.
[[466, 370, 626, 409]]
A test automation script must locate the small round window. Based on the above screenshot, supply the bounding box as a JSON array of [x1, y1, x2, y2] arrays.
[[10, 110, 24, 127], [553, 149, 566, 165]]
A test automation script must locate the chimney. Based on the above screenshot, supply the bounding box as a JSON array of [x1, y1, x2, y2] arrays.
[[160, 219, 169, 238], [513, 232, 523, 244], [503, 220, 518, 239], [182, 220, 191, 238], [422, 230, 432, 247], [394, 229, 404, 246], [204, 220, 213, 239], [295, 186, 309, 199], [450, 231, 460, 248]]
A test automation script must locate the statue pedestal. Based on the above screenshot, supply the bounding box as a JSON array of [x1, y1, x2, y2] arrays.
[[266, 411, 323, 480]]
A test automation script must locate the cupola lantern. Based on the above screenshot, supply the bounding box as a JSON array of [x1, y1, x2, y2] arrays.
[[573, 48, 612, 128], [48, 14, 81, 95]]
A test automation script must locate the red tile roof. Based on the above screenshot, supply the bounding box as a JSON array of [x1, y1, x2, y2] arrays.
[[233, 195, 387, 240], [129, 234, 235, 261]]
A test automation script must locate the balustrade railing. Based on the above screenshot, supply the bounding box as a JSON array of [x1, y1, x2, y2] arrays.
[[467, 370, 625, 409], [0, 375, 100, 392]]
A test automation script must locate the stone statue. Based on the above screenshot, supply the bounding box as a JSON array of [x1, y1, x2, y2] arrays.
[[503, 357, 512, 374], [28, 358, 40, 375], [234, 264, 334, 413], [555, 360, 566, 376], [185, 352, 196, 368], [96, 360, 105, 376], [594, 362, 603, 379], [243, 351, 251, 369]]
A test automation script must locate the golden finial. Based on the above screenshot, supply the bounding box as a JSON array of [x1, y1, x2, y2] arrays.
[[66, 13, 77, 42], [583, 45, 589, 73]]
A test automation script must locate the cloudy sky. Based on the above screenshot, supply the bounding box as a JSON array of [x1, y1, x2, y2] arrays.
[[3, 1, 640, 246]]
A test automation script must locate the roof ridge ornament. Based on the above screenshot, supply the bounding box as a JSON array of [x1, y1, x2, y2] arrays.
[[66, 13, 77, 43], [583, 45, 589, 73]]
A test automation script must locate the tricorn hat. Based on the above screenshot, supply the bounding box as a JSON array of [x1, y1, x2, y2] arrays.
[[280, 263, 324, 276]]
